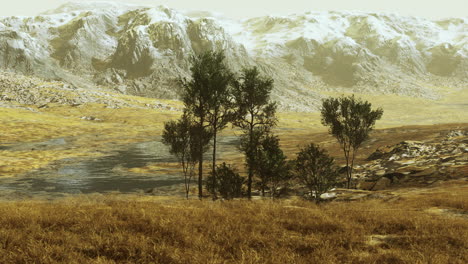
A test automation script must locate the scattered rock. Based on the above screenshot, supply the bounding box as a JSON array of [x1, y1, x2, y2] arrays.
[[382, 172, 405, 183], [81, 116, 102, 121], [0, 71, 178, 111], [356, 130, 467, 190], [395, 165, 426, 174], [145, 188, 158, 194], [374, 169, 386, 177], [357, 181, 376, 190], [411, 167, 437, 177], [367, 145, 395, 160], [372, 177, 391, 190]]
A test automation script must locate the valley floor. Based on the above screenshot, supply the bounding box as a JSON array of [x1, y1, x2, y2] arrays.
[[0, 85, 467, 263], [0, 91, 467, 197]]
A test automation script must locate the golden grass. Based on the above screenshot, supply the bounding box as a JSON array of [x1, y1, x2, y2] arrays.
[[319, 85, 468, 128], [0, 150, 102, 177], [0, 102, 180, 144], [0, 184, 466, 264]]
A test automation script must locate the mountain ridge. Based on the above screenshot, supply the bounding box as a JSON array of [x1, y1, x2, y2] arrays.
[[0, 2, 466, 111]]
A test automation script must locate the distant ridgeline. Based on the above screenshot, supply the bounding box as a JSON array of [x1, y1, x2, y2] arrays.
[[0, 2, 466, 111]]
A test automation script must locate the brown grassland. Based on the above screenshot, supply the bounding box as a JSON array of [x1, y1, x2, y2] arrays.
[[0, 182, 466, 264]]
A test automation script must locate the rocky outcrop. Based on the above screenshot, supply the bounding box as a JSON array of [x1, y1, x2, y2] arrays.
[[0, 2, 467, 110], [356, 130, 468, 190], [0, 71, 179, 110]]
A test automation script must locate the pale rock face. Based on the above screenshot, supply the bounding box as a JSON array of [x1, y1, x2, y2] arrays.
[[355, 131, 468, 190], [0, 2, 466, 111]]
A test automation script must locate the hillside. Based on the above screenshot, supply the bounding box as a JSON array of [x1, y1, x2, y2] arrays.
[[0, 2, 466, 110]]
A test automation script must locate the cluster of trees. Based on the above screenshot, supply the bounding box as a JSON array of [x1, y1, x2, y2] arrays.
[[163, 51, 383, 201]]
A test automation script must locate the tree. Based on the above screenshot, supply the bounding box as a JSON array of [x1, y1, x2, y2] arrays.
[[232, 67, 277, 199], [181, 51, 233, 198], [206, 163, 244, 200], [204, 52, 235, 198], [321, 95, 383, 188], [295, 143, 338, 202], [254, 134, 291, 198], [162, 113, 211, 199]]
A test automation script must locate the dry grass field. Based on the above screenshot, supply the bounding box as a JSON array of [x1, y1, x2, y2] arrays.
[[0, 181, 466, 264]]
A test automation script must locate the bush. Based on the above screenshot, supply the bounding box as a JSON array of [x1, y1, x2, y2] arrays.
[[206, 163, 245, 200], [295, 143, 338, 201], [254, 134, 292, 198]]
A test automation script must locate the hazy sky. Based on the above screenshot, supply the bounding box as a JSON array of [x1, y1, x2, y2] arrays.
[[0, 0, 466, 19]]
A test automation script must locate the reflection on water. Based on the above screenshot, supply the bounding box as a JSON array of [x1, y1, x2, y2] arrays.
[[6, 176, 184, 194], [0, 136, 240, 196]]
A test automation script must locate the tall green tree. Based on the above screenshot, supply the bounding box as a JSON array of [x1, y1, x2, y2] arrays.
[[162, 113, 210, 199], [295, 143, 338, 202], [254, 134, 291, 198], [181, 51, 234, 198], [321, 95, 383, 188], [204, 53, 235, 198], [232, 67, 277, 199]]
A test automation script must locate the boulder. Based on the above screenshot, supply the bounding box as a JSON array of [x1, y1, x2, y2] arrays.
[[372, 177, 391, 190], [382, 172, 405, 183], [367, 145, 395, 160], [357, 181, 375, 190], [145, 188, 158, 194], [396, 165, 427, 174], [375, 169, 386, 177], [411, 167, 437, 177]]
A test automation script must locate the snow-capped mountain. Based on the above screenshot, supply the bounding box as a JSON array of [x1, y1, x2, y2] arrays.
[[0, 2, 466, 110]]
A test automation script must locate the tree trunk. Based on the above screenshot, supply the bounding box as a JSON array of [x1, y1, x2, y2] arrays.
[[347, 148, 352, 189], [343, 145, 351, 189], [247, 124, 254, 199], [198, 116, 205, 200], [211, 124, 218, 199], [349, 148, 357, 189], [184, 170, 189, 200], [270, 178, 274, 200], [247, 161, 253, 199], [198, 150, 203, 199]]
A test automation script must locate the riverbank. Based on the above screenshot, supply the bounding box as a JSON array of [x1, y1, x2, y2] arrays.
[[1, 101, 467, 197]]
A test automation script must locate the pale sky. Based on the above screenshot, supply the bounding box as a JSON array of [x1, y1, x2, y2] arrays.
[[0, 0, 466, 19]]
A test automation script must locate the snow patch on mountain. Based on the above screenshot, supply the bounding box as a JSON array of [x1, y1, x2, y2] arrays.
[[0, 2, 466, 111]]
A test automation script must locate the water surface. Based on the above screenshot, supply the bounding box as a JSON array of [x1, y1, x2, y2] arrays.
[[0, 136, 239, 196]]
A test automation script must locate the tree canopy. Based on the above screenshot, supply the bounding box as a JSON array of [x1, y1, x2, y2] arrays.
[[295, 143, 338, 202], [321, 95, 383, 188], [232, 66, 277, 198]]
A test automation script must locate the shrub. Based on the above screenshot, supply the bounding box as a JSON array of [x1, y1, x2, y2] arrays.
[[295, 143, 338, 201], [254, 134, 292, 198], [206, 163, 245, 200]]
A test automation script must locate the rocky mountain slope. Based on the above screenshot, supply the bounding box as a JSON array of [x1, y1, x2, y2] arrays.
[[356, 130, 467, 190], [0, 2, 466, 110], [0, 71, 179, 111]]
